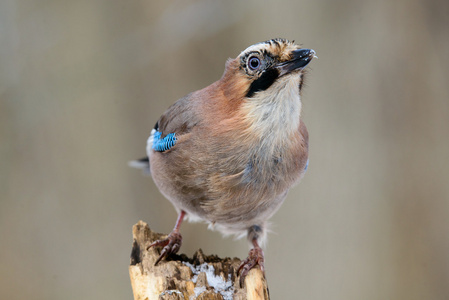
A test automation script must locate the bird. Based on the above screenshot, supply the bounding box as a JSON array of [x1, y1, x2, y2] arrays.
[[130, 38, 315, 285]]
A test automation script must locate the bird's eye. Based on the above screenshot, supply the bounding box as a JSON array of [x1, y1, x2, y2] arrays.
[[248, 56, 261, 71]]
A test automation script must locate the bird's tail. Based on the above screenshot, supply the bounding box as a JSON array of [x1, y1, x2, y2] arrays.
[[128, 157, 151, 175]]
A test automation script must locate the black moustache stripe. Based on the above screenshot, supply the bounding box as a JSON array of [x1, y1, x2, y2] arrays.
[[245, 68, 280, 98]]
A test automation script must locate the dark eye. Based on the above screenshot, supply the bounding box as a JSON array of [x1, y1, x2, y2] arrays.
[[248, 56, 261, 70]]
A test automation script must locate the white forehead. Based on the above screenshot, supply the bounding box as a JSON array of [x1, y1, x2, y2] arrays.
[[238, 42, 270, 56], [237, 39, 300, 60], [239, 42, 270, 56]]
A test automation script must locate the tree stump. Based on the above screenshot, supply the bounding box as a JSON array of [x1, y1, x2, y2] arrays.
[[129, 220, 270, 300]]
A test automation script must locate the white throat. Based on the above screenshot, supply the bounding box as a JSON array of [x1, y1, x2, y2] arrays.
[[240, 74, 302, 141]]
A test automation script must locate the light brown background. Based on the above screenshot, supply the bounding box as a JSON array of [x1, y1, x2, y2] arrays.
[[1, 0, 448, 299]]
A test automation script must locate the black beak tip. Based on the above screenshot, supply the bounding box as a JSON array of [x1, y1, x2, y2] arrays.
[[278, 48, 316, 75], [292, 48, 316, 61]]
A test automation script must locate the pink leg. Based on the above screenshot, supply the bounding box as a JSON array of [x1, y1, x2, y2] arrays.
[[238, 237, 265, 287], [147, 210, 186, 265]]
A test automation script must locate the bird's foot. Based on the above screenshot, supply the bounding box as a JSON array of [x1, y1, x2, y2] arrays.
[[238, 246, 265, 287], [147, 231, 182, 265]]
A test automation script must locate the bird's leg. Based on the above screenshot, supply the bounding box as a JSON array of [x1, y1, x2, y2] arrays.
[[238, 225, 265, 287], [147, 210, 185, 265]]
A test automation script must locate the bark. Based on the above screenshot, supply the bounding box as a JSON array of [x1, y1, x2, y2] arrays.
[[129, 221, 269, 300]]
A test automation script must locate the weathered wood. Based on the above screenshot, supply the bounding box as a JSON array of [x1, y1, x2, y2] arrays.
[[129, 221, 269, 300]]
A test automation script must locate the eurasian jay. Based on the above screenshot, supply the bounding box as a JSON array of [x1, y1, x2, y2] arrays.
[[130, 38, 315, 284]]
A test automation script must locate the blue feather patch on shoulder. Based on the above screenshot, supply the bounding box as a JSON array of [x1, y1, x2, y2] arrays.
[[304, 159, 309, 171], [152, 130, 177, 152]]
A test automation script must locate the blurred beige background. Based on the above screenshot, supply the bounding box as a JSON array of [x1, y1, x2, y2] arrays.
[[1, 0, 448, 299]]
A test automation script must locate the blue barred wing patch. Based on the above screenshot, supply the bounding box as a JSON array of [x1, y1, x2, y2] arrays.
[[152, 130, 177, 152]]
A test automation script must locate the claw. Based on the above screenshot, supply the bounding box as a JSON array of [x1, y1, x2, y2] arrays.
[[147, 231, 182, 265], [238, 247, 265, 287]]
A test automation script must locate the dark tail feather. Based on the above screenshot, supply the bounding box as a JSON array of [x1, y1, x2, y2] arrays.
[[128, 157, 151, 175]]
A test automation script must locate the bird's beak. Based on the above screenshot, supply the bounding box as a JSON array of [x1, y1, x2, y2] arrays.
[[277, 49, 316, 76]]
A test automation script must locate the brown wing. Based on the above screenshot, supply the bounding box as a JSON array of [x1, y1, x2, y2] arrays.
[[156, 92, 200, 137]]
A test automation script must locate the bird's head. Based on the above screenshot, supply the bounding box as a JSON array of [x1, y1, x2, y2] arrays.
[[219, 38, 315, 101], [210, 39, 315, 137]]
